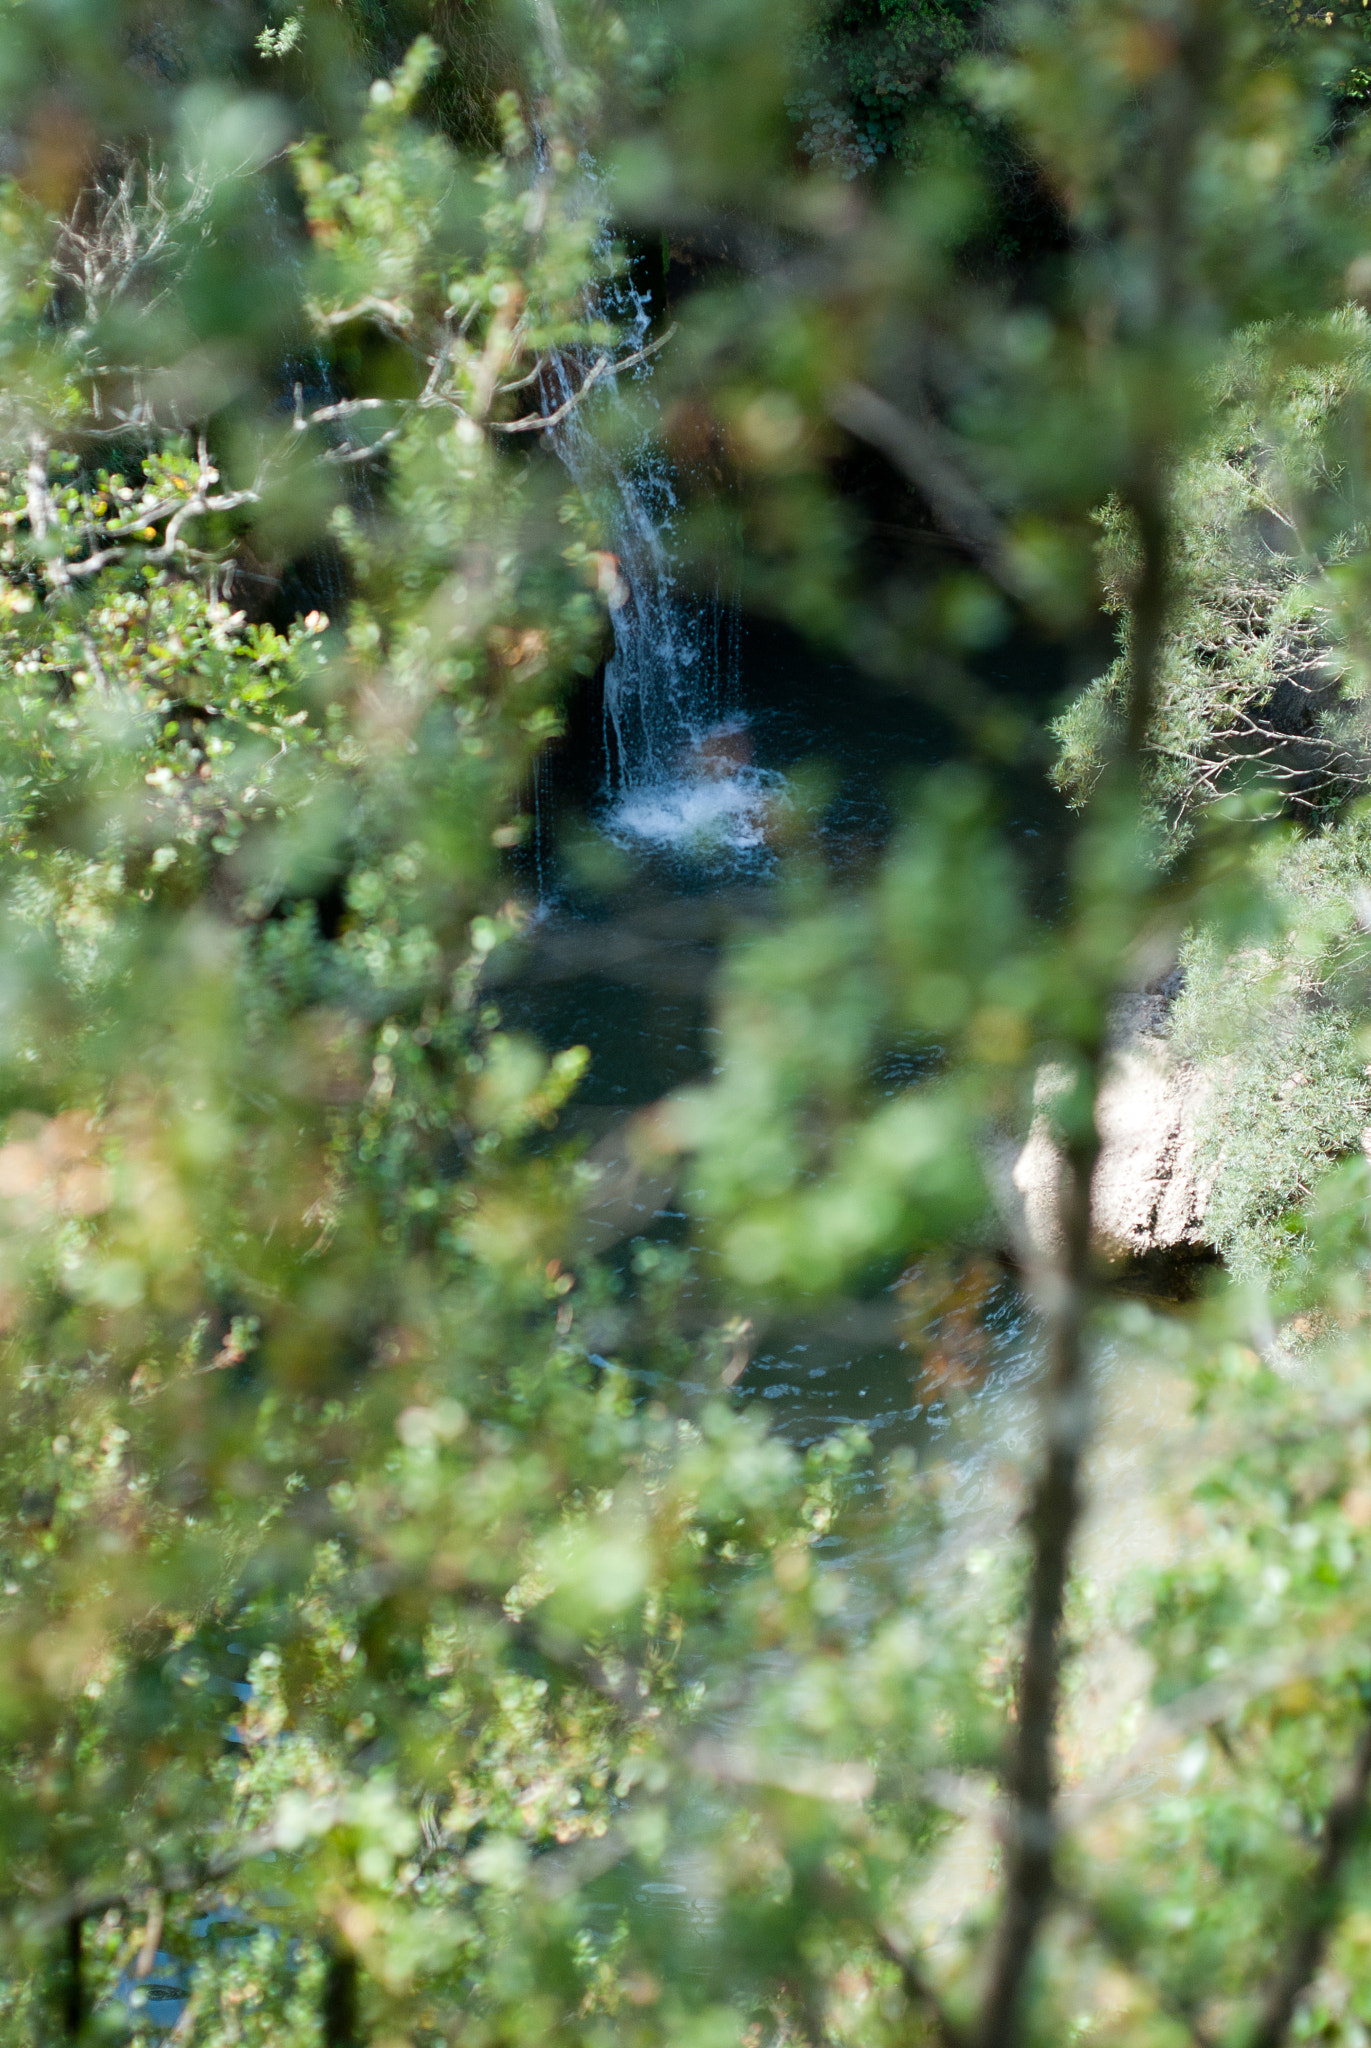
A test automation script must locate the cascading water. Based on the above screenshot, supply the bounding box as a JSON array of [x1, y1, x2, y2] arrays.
[[544, 279, 779, 861]]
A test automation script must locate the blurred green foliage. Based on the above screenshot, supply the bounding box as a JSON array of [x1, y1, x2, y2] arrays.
[[791, 0, 987, 176], [10, 4, 1371, 2048]]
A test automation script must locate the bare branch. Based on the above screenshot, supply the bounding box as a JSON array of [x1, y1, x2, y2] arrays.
[[829, 381, 1022, 596], [133, 1894, 165, 1980], [420, 329, 458, 404], [976, 1107, 1097, 2048], [321, 1945, 361, 2048], [323, 425, 409, 466], [490, 324, 677, 435], [51, 162, 220, 348], [492, 349, 615, 433], [497, 354, 553, 396], [977, 440, 1175, 2048], [292, 323, 677, 459], [62, 1914, 83, 2041], [295, 390, 393, 430], [307, 294, 415, 336]]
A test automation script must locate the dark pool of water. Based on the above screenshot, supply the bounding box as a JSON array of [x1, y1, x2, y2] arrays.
[[492, 611, 1068, 1460]]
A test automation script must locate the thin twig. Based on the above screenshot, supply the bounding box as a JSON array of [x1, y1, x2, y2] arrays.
[[492, 350, 615, 432], [308, 294, 415, 335], [497, 354, 552, 396], [325, 424, 409, 466], [294, 395, 393, 428]]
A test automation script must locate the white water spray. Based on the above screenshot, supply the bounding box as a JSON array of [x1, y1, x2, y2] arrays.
[[544, 273, 779, 860]]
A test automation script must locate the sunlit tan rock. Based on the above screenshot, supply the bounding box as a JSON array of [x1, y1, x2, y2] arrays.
[[1010, 995, 1214, 1263]]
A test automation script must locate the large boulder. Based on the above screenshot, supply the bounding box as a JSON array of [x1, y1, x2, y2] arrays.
[[1010, 994, 1214, 1264]]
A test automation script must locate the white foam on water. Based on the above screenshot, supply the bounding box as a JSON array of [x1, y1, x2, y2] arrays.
[[603, 765, 783, 856]]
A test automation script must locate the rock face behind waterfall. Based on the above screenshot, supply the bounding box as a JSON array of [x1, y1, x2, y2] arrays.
[[1010, 992, 1215, 1265]]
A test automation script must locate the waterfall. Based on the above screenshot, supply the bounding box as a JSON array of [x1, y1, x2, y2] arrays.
[[544, 277, 777, 861]]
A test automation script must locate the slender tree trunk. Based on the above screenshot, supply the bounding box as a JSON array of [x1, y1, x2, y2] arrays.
[[976, 1124, 1098, 2048], [976, 471, 1171, 2048], [322, 1945, 361, 2048], [60, 1915, 84, 2042]]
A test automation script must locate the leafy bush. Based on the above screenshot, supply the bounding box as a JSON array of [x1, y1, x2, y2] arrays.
[[1055, 314, 1371, 835], [792, 0, 987, 175], [1048, 317, 1371, 1270], [1171, 814, 1371, 1275]]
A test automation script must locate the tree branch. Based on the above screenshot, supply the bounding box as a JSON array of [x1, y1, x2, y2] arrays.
[[290, 324, 675, 458], [321, 1943, 361, 2048], [490, 324, 676, 435], [828, 381, 1022, 597], [976, 1105, 1098, 2048], [62, 1913, 83, 2041], [976, 286, 1178, 2048]]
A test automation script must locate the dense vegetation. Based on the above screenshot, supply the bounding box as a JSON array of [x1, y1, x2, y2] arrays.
[[12, 3, 1371, 2048]]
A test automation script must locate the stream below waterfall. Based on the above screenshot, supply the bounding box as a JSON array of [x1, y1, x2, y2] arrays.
[[493, 607, 1059, 1491], [489, 315, 1075, 1483]]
